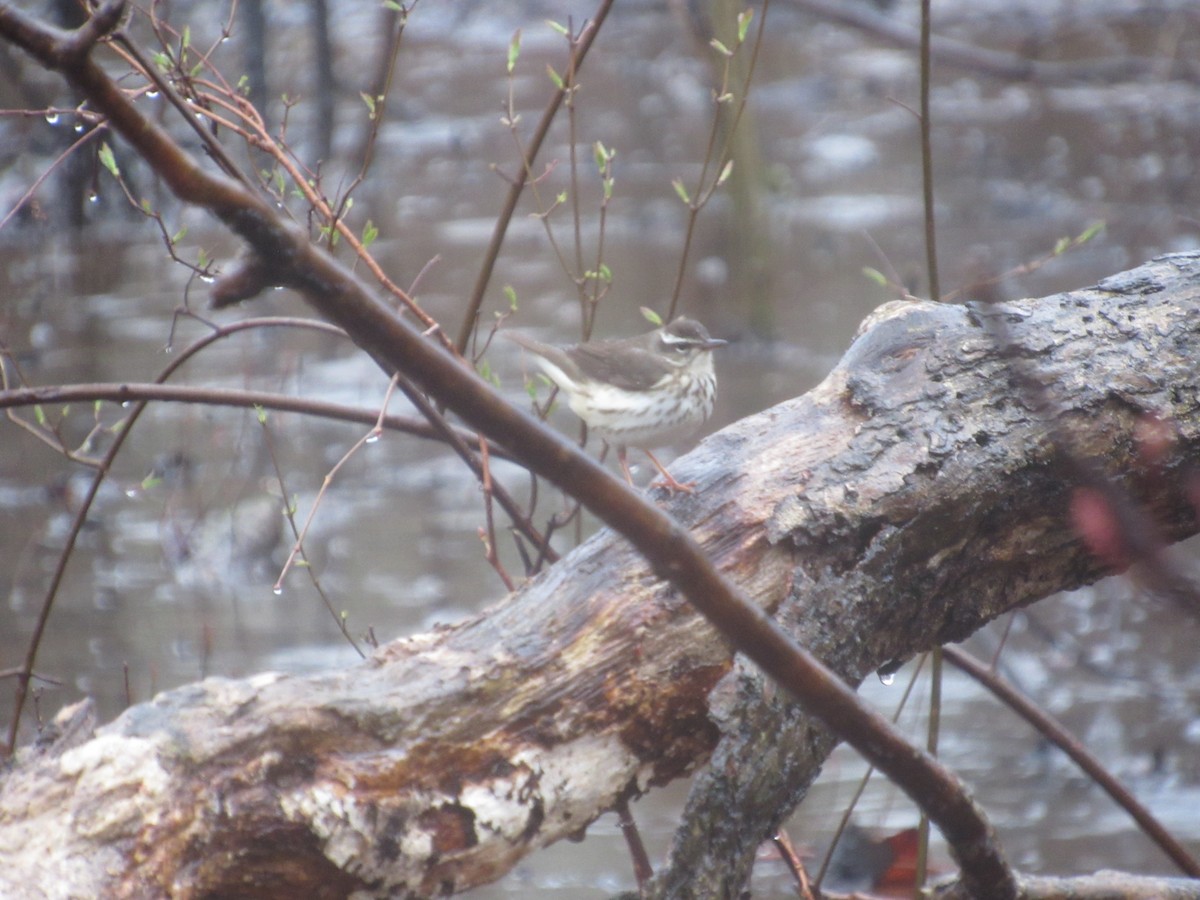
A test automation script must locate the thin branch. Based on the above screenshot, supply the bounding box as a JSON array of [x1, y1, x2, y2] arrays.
[[916, 2, 942, 881], [945, 645, 1200, 878], [259, 410, 367, 656], [0, 381, 509, 457], [787, 0, 1187, 84], [0, 117, 107, 232], [617, 795, 654, 890], [773, 829, 816, 900], [919, 0, 939, 303], [815, 652, 927, 890], [667, 0, 770, 320], [455, 0, 615, 355], [272, 375, 400, 594], [390, 370, 559, 565]]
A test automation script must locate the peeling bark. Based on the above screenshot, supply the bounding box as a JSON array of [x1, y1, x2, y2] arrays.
[[2, 254, 1200, 898]]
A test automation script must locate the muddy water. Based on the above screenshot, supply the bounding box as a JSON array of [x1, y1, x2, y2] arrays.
[[2, 0, 1199, 894]]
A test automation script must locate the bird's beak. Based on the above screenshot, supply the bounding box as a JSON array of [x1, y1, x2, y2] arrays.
[[703, 338, 728, 350]]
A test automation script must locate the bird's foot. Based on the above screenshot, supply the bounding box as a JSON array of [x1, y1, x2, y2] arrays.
[[652, 471, 697, 494], [643, 449, 696, 494]]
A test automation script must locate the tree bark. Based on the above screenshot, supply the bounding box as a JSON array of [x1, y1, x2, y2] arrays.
[[2, 254, 1200, 897]]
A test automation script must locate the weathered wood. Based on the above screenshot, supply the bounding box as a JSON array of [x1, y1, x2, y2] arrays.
[[648, 254, 1200, 897], [2, 254, 1200, 898]]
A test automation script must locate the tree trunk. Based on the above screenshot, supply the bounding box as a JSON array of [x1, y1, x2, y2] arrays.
[[3, 254, 1200, 898]]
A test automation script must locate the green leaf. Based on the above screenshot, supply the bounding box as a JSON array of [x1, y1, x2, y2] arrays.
[[508, 30, 521, 74], [33, 405, 46, 426], [1053, 236, 1070, 256], [383, 0, 405, 12], [737, 9, 754, 43], [716, 159, 734, 186], [1077, 220, 1105, 244], [710, 38, 732, 58], [237, 74, 250, 95], [140, 198, 153, 213], [152, 51, 171, 71], [640, 306, 663, 326], [862, 266, 889, 287], [171, 224, 188, 244], [545, 19, 569, 36], [672, 178, 690, 204], [196, 247, 210, 269], [546, 64, 563, 90], [478, 358, 495, 385], [504, 284, 518, 311], [98, 142, 119, 178], [141, 473, 163, 491], [556, 190, 568, 205], [181, 25, 191, 51], [360, 91, 377, 120], [255, 404, 268, 425], [362, 219, 379, 248]]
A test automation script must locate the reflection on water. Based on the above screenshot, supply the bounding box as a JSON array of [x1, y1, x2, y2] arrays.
[[3, 0, 1200, 894]]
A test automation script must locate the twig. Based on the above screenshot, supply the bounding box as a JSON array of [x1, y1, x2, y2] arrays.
[[945, 645, 1200, 878], [477, 436, 516, 591], [455, 0, 616, 355], [390, 372, 559, 565], [0, 380, 510, 458], [815, 652, 927, 889], [0, 117, 107, 232], [772, 829, 815, 900], [786, 0, 1182, 84], [916, 1, 941, 886], [667, 0, 770, 320], [617, 795, 654, 890]]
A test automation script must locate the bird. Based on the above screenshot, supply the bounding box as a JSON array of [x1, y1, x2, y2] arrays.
[[505, 316, 726, 492]]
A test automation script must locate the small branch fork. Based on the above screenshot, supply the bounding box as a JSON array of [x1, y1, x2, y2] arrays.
[[0, 3, 1016, 896]]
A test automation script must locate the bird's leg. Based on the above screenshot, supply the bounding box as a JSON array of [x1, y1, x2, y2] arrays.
[[616, 445, 637, 487], [643, 449, 696, 494]]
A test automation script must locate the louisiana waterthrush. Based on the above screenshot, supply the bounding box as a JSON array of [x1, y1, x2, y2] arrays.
[[506, 316, 726, 492]]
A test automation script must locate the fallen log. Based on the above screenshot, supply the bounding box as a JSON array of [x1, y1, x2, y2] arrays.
[[3, 253, 1200, 898]]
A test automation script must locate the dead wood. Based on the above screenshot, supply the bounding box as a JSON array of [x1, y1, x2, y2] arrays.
[[2, 254, 1199, 898]]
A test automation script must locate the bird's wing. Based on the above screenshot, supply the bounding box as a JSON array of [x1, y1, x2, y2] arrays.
[[568, 342, 671, 391], [504, 332, 582, 384]]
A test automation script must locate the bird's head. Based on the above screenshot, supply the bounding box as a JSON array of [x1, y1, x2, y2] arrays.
[[655, 317, 727, 368]]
